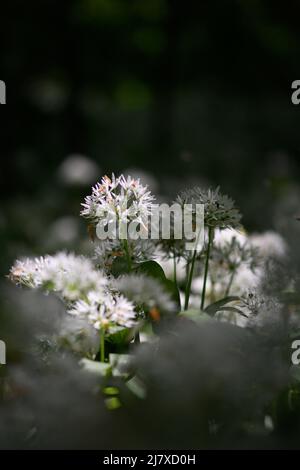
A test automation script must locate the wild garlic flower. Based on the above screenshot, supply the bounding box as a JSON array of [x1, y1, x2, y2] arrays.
[[81, 174, 155, 237], [9, 252, 107, 303], [177, 186, 241, 229], [69, 291, 137, 334], [112, 274, 176, 315], [249, 231, 287, 259], [240, 290, 282, 324], [39, 252, 107, 302], [212, 229, 260, 273], [9, 257, 46, 288], [94, 239, 156, 270]]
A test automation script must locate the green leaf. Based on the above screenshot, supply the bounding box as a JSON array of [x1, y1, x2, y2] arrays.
[[204, 296, 240, 316], [135, 260, 166, 280], [218, 306, 248, 318], [111, 256, 130, 277], [106, 328, 134, 346], [135, 260, 180, 307]]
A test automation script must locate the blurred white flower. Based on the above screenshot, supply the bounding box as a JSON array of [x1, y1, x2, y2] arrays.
[[39, 252, 107, 302], [214, 228, 247, 247], [9, 257, 45, 288], [156, 250, 186, 282], [10, 252, 107, 302], [112, 274, 176, 314], [249, 231, 287, 258], [58, 155, 101, 186], [48, 216, 80, 245], [233, 265, 261, 292]]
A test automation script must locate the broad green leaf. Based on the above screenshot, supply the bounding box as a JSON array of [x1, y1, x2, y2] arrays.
[[135, 260, 180, 307], [106, 328, 134, 345], [218, 306, 248, 318], [111, 256, 130, 277], [135, 260, 166, 282], [204, 296, 240, 316]]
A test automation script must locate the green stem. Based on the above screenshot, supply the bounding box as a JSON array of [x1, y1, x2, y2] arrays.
[[200, 226, 213, 311], [123, 239, 132, 271], [173, 254, 177, 285], [100, 331, 105, 362], [184, 250, 197, 310], [225, 269, 236, 297], [123, 240, 139, 341], [173, 254, 181, 310], [134, 332, 140, 344]]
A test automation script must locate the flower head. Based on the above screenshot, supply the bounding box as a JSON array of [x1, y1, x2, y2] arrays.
[[177, 186, 242, 229], [9, 257, 46, 288], [69, 291, 137, 334], [81, 174, 155, 238], [9, 252, 107, 303]]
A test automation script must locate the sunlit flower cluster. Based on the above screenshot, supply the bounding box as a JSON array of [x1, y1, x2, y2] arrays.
[[9, 257, 45, 288], [10, 252, 107, 302], [81, 174, 155, 235], [69, 291, 137, 334], [8, 173, 290, 365]]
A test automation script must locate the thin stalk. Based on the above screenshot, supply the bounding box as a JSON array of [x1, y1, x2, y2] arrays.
[[123, 240, 140, 342], [173, 254, 177, 286], [184, 250, 197, 310], [100, 331, 105, 362], [123, 239, 132, 271], [200, 226, 213, 311], [134, 332, 140, 344], [224, 269, 236, 297], [173, 254, 181, 310]]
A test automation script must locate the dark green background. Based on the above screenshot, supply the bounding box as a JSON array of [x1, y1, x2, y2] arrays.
[[1, 0, 300, 272]]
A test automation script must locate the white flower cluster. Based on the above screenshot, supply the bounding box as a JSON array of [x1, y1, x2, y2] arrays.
[[249, 231, 287, 258], [81, 173, 155, 233], [69, 291, 136, 334], [9, 252, 138, 336], [189, 229, 286, 305], [38, 252, 107, 302], [9, 257, 45, 288], [10, 252, 106, 302], [177, 186, 241, 229]]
